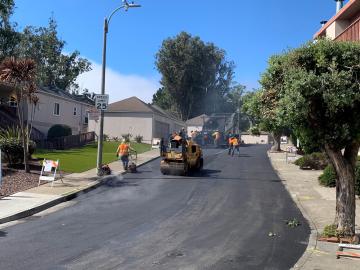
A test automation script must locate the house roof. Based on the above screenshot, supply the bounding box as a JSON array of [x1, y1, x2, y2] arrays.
[[186, 114, 209, 126], [107, 96, 185, 124], [107, 96, 154, 113], [314, 0, 360, 38], [40, 86, 95, 106]]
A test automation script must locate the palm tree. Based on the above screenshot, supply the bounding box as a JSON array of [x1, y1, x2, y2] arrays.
[[0, 57, 37, 172]]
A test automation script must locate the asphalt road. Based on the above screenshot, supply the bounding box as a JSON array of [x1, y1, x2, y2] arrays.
[[0, 145, 310, 270]]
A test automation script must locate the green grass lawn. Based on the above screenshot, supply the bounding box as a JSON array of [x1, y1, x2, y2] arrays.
[[34, 142, 151, 173]]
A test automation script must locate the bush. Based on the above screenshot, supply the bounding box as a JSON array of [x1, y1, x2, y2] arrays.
[[134, 135, 143, 143], [47, 124, 72, 139], [112, 136, 120, 142], [294, 152, 328, 170], [318, 165, 336, 187], [0, 138, 23, 164], [318, 162, 360, 196], [122, 133, 132, 143], [322, 224, 337, 238], [103, 134, 110, 141]]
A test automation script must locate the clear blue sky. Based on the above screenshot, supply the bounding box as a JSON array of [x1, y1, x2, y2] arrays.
[[12, 0, 342, 100]]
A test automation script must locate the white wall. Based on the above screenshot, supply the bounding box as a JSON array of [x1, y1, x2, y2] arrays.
[[187, 125, 203, 137], [326, 20, 349, 39], [29, 91, 92, 136], [89, 112, 153, 144], [241, 134, 270, 144], [153, 114, 185, 136]]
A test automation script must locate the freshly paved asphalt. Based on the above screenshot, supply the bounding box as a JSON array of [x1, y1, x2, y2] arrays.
[[0, 145, 310, 270]]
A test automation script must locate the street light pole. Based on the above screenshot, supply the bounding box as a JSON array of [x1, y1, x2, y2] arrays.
[[96, 1, 141, 175]]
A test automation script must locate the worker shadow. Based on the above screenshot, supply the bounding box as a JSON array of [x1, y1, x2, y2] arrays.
[[0, 231, 8, 238]]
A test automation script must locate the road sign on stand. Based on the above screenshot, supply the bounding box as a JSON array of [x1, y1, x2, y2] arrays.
[[95, 94, 109, 111]]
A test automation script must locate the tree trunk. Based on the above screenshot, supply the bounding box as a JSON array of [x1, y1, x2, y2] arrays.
[[17, 93, 29, 173], [325, 142, 359, 237], [271, 132, 281, 152]]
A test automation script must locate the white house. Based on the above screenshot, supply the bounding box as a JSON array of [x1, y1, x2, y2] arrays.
[[0, 84, 94, 137], [186, 114, 209, 137], [88, 96, 185, 144], [240, 132, 271, 144]]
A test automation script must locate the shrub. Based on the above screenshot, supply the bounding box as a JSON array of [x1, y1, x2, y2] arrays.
[[112, 136, 120, 142], [294, 152, 328, 170], [318, 165, 336, 187], [134, 135, 143, 143], [0, 138, 24, 164], [122, 133, 132, 143], [103, 134, 110, 141], [318, 162, 360, 196], [47, 124, 72, 139], [249, 127, 260, 136], [322, 224, 337, 238]]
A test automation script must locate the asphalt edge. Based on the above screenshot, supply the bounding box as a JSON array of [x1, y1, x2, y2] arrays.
[[0, 155, 160, 225], [267, 151, 318, 270]]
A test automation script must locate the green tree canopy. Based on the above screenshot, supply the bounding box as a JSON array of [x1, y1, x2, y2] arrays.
[[154, 32, 234, 120], [18, 17, 91, 91], [261, 39, 360, 236]]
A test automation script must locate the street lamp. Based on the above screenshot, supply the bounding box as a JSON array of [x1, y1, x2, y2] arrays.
[[97, 0, 141, 175]]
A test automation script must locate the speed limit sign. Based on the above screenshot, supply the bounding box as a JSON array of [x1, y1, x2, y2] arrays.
[[95, 94, 109, 111]]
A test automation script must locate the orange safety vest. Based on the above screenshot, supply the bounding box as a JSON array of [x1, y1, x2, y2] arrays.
[[232, 138, 239, 146], [117, 143, 129, 156], [174, 135, 182, 141]]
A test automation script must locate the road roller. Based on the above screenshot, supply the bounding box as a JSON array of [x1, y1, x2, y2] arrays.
[[160, 139, 203, 176]]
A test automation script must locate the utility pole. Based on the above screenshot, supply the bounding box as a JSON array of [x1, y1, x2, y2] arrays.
[[96, 0, 141, 175]]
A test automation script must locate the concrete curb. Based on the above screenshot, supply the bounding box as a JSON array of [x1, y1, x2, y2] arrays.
[[267, 151, 318, 270], [0, 155, 160, 225]]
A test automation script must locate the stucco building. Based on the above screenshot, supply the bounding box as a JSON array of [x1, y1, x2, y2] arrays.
[[240, 132, 271, 145], [314, 0, 360, 41], [0, 84, 93, 137], [88, 96, 185, 144]]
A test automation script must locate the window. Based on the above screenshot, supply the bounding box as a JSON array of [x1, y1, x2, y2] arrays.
[[73, 107, 77, 116], [54, 103, 60, 116], [84, 116, 89, 124]]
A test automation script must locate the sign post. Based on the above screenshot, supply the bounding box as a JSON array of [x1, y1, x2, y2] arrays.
[[95, 94, 109, 111], [95, 94, 109, 175]]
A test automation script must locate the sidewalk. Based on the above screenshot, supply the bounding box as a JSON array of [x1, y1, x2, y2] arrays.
[[0, 149, 160, 224], [268, 150, 360, 269]]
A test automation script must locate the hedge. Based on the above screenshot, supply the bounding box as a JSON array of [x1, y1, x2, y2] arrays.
[[294, 152, 328, 170], [47, 124, 72, 139]]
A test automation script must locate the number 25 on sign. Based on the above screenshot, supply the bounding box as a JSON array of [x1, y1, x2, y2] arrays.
[[95, 94, 109, 111]]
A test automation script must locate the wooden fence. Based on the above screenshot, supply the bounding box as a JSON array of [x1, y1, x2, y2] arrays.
[[36, 132, 96, 150]]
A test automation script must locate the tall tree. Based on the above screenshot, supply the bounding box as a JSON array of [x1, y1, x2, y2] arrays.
[[0, 57, 37, 173], [154, 32, 234, 120], [18, 17, 91, 91], [0, 0, 20, 62], [264, 39, 360, 236]]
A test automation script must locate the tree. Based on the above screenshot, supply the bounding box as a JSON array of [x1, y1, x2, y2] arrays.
[[0, 0, 20, 62], [271, 39, 360, 236], [257, 55, 290, 151], [0, 57, 37, 173], [154, 32, 234, 120], [18, 17, 91, 91]]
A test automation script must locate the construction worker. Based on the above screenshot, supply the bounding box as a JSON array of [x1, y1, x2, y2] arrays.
[[212, 130, 221, 148], [228, 135, 234, 155], [231, 136, 240, 157], [116, 140, 135, 170]]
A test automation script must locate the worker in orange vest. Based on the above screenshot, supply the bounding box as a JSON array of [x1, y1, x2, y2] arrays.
[[116, 140, 135, 170], [231, 136, 240, 157], [228, 135, 234, 155]]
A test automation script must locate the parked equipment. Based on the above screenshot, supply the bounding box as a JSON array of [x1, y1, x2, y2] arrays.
[[160, 139, 203, 176]]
